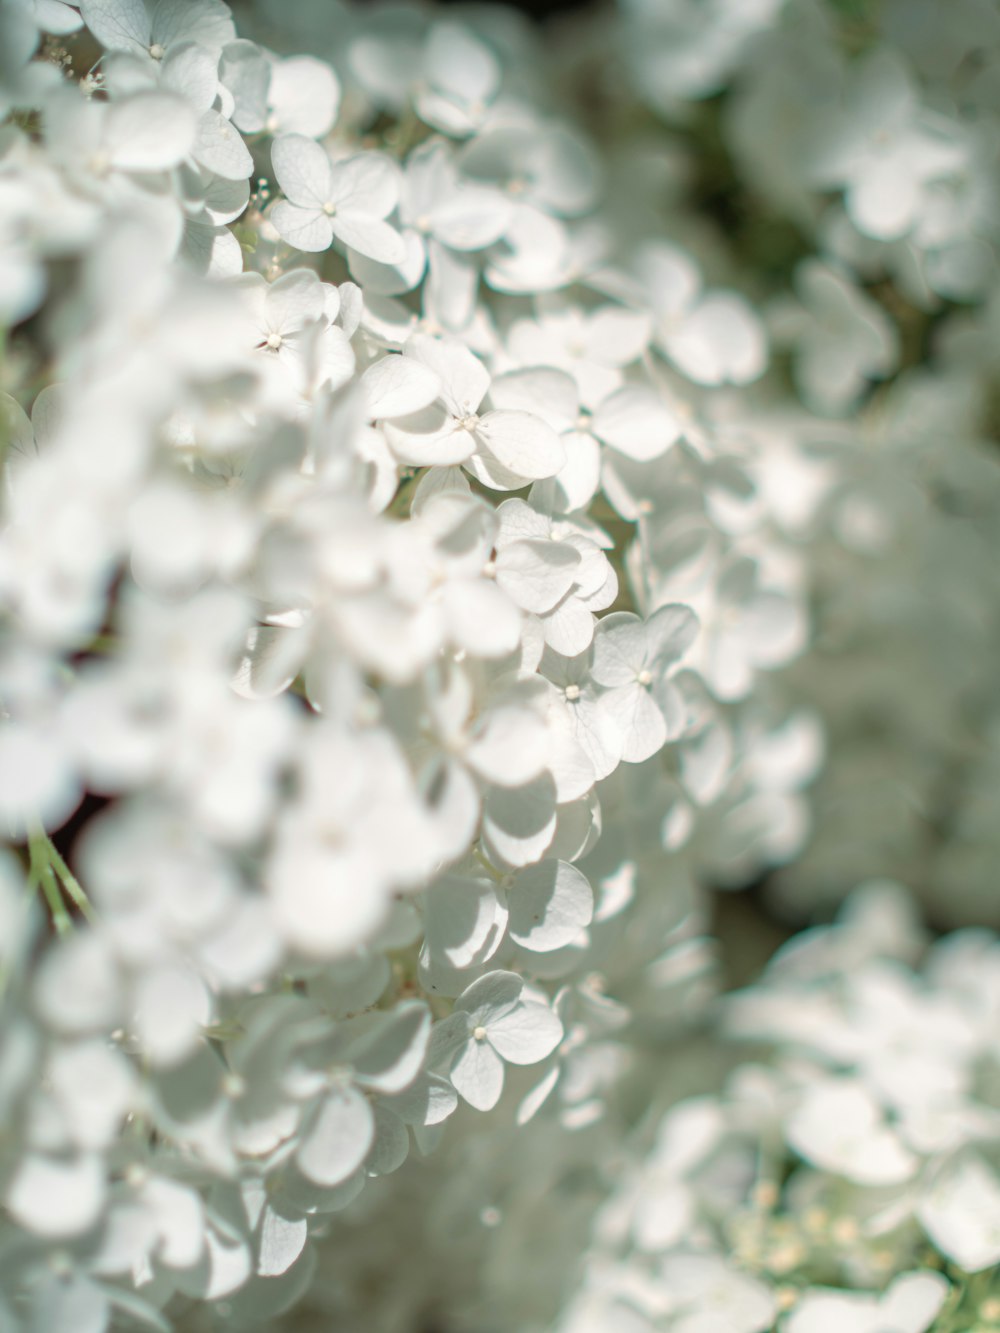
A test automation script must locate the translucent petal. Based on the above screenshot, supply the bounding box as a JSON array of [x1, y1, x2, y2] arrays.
[[591, 611, 648, 684], [442, 578, 522, 658], [496, 538, 581, 615], [455, 969, 523, 1023], [508, 860, 594, 952], [105, 93, 196, 170], [270, 200, 333, 253], [645, 603, 699, 671], [482, 773, 558, 868], [6, 1152, 105, 1237], [271, 133, 332, 208], [79, 0, 149, 54], [350, 1001, 431, 1095], [601, 681, 668, 764], [257, 1204, 308, 1278], [328, 153, 400, 218], [449, 1035, 505, 1111], [269, 56, 340, 138], [362, 353, 441, 419], [406, 333, 490, 417], [296, 1086, 375, 1187], [465, 704, 549, 787], [333, 214, 407, 265], [487, 1001, 563, 1065], [424, 875, 508, 970], [475, 410, 565, 481], [592, 384, 680, 461]]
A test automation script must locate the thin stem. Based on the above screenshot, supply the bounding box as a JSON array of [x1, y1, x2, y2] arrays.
[[45, 837, 98, 925], [37, 860, 71, 935]]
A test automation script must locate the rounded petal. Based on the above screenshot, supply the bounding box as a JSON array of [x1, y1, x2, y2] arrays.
[[449, 1035, 505, 1111], [475, 410, 566, 481], [270, 200, 333, 253], [296, 1086, 375, 1187], [271, 133, 332, 208], [487, 1001, 563, 1065], [508, 860, 593, 952]]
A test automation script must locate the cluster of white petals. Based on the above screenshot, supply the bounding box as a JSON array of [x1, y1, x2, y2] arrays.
[[1, 0, 999, 1329]]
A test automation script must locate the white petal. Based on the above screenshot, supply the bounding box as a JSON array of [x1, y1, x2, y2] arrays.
[[406, 332, 489, 417], [257, 1204, 308, 1278], [645, 603, 699, 671], [482, 773, 558, 869], [362, 354, 441, 420], [424, 874, 508, 969], [593, 384, 680, 461], [424, 21, 500, 105], [591, 611, 648, 685], [508, 860, 593, 952], [496, 538, 581, 615], [442, 578, 522, 657], [449, 1036, 505, 1111], [465, 704, 549, 787], [540, 596, 595, 657], [270, 200, 333, 253], [271, 133, 332, 208], [105, 93, 196, 170], [488, 366, 578, 432], [296, 1086, 375, 1187], [366, 1104, 410, 1175], [348, 228, 426, 296], [880, 1272, 950, 1331], [269, 56, 340, 138], [350, 1001, 431, 1095], [918, 1157, 1000, 1272], [455, 968, 523, 1022], [192, 108, 252, 181], [334, 214, 406, 265], [666, 293, 767, 386], [488, 1001, 563, 1065], [329, 153, 399, 218], [79, 0, 149, 53], [601, 682, 668, 764], [475, 410, 565, 481], [384, 405, 476, 467], [6, 1152, 105, 1237]]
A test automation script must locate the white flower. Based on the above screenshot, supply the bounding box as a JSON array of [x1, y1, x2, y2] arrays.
[[660, 1253, 775, 1333], [807, 47, 967, 241], [430, 970, 563, 1111], [384, 333, 565, 484], [240, 268, 355, 394], [785, 1272, 949, 1333], [80, 0, 236, 63], [785, 1079, 917, 1186], [415, 21, 500, 139], [918, 1155, 1000, 1272], [494, 498, 618, 656], [636, 242, 767, 387], [771, 260, 899, 415], [159, 41, 253, 182], [591, 605, 699, 763], [270, 134, 406, 262]]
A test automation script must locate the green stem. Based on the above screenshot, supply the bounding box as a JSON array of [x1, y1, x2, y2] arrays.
[[27, 824, 98, 930], [44, 837, 98, 925]]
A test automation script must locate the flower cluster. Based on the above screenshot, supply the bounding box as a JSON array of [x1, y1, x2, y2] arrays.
[[0, 0, 999, 1329]]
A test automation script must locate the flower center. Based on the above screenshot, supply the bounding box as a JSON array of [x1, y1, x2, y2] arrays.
[[266, 332, 283, 350], [149, 42, 165, 60], [458, 413, 480, 432], [472, 1025, 488, 1042], [564, 683, 581, 701], [322, 201, 337, 216], [637, 669, 653, 687]]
